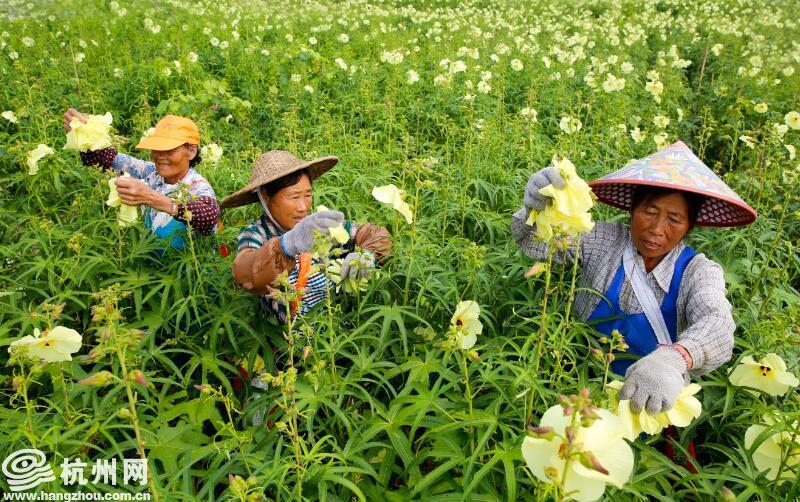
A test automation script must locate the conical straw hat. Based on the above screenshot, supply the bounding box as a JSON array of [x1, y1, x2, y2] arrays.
[[589, 141, 756, 227], [220, 150, 338, 209]]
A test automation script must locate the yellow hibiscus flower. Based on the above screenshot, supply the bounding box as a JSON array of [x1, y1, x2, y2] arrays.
[[372, 184, 413, 224], [450, 300, 482, 350], [26, 143, 55, 175], [522, 405, 634, 501], [729, 353, 799, 397], [609, 380, 702, 438], [106, 174, 140, 227], [526, 156, 595, 240], [64, 112, 113, 152], [8, 326, 82, 363], [744, 416, 800, 482]]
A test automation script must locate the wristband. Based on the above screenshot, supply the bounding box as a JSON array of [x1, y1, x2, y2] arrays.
[[279, 235, 291, 257]]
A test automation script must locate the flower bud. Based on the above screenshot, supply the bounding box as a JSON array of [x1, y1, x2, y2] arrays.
[[302, 345, 312, 361], [579, 451, 609, 475], [716, 486, 736, 502], [78, 371, 114, 386], [194, 384, 213, 395], [129, 370, 150, 387], [117, 407, 132, 419], [526, 425, 555, 439]]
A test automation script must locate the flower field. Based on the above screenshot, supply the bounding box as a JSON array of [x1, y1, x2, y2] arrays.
[[1, 0, 799, 499]]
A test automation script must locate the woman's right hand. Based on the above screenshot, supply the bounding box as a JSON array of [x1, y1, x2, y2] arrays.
[[524, 166, 565, 213], [63, 108, 87, 132], [280, 210, 345, 256]]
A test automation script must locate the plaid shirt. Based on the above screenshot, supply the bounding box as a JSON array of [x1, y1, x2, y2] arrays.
[[511, 208, 735, 375]]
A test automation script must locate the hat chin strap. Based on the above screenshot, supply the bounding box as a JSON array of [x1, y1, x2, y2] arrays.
[[256, 190, 289, 235]]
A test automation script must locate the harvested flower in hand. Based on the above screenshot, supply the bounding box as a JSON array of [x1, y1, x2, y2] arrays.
[[107, 173, 140, 227], [527, 156, 594, 241], [316, 205, 349, 244], [64, 112, 113, 152], [608, 380, 702, 438]]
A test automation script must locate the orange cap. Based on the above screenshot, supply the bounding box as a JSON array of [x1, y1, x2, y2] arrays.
[[135, 115, 200, 151]]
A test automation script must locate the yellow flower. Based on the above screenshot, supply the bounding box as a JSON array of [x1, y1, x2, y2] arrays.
[[450, 300, 481, 350], [526, 156, 595, 241], [26, 144, 55, 175], [372, 184, 413, 224], [316, 205, 349, 244], [785, 111, 800, 130], [2, 110, 18, 123], [522, 405, 634, 501], [744, 416, 800, 482], [200, 143, 223, 164], [754, 103, 768, 113], [9, 326, 82, 363], [107, 173, 140, 227], [64, 112, 113, 152], [608, 381, 702, 438], [728, 353, 799, 396]]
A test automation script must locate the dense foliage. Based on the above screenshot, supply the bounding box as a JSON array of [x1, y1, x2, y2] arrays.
[[1, 0, 799, 499]]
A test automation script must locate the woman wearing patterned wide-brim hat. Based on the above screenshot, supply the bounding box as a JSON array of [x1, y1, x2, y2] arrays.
[[512, 141, 756, 416], [222, 150, 391, 323]]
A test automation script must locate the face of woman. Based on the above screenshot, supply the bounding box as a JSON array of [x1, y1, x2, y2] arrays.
[[263, 174, 313, 230], [630, 192, 691, 268], [150, 145, 196, 184]]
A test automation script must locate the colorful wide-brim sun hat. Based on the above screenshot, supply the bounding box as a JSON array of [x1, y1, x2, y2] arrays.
[[589, 141, 757, 227]]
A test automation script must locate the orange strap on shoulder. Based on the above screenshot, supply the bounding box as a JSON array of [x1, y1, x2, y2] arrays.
[[290, 252, 312, 316]]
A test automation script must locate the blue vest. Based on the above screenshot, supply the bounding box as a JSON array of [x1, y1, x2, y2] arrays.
[[587, 246, 696, 375]]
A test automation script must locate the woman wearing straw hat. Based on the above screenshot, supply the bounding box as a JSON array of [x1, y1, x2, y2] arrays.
[[223, 150, 391, 323], [63, 109, 219, 248], [512, 141, 756, 416]]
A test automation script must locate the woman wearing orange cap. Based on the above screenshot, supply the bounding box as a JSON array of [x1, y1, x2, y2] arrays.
[[63, 109, 220, 248]]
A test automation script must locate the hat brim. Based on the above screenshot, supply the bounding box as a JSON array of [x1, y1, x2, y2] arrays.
[[136, 136, 191, 151], [220, 156, 339, 209], [589, 179, 757, 227]]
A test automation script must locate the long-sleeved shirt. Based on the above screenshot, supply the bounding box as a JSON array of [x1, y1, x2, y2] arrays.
[[511, 208, 735, 375], [233, 214, 391, 323], [80, 148, 220, 242]]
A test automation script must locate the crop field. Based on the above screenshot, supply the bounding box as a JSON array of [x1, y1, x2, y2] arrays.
[[1, 0, 799, 500]]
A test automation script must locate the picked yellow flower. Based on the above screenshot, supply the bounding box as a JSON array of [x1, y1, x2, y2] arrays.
[[450, 300, 482, 350], [526, 156, 595, 241], [64, 112, 113, 152], [107, 173, 140, 227], [608, 380, 702, 438], [316, 205, 349, 244], [744, 416, 800, 482], [372, 184, 413, 224], [9, 326, 82, 363], [522, 405, 634, 501], [728, 353, 799, 397], [26, 144, 55, 175]]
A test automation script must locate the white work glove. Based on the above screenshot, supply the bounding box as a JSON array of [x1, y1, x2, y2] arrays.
[[619, 346, 687, 414], [279, 210, 344, 256], [339, 252, 375, 280], [523, 166, 565, 215]]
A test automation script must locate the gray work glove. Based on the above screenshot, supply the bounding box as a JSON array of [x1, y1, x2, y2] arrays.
[[620, 346, 688, 414], [339, 252, 375, 280], [279, 210, 344, 256], [524, 166, 566, 214]]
